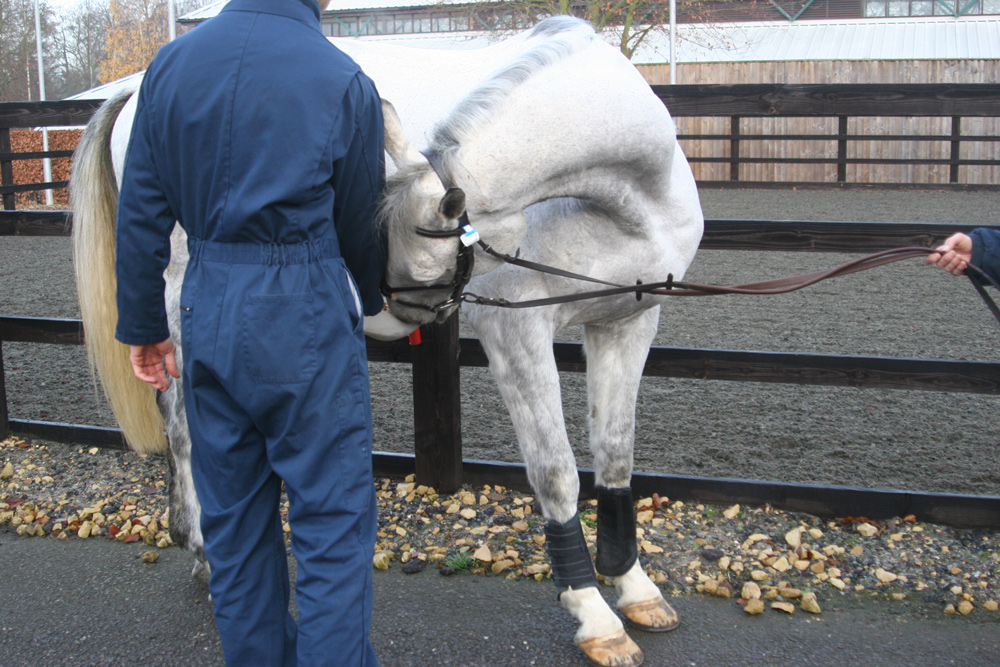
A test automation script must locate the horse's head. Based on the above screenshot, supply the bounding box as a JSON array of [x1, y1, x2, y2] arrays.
[[379, 100, 472, 325]]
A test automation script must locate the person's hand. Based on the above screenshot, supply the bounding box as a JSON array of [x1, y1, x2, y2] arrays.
[[129, 338, 180, 391], [926, 232, 974, 276]]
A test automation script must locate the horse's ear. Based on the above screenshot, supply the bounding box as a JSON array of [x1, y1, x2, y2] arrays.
[[439, 187, 466, 220], [381, 98, 423, 168]]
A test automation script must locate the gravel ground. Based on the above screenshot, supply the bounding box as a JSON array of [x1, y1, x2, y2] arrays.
[[1, 187, 999, 624], [3, 437, 999, 623]]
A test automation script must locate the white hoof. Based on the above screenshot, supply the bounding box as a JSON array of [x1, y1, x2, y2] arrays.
[[612, 561, 679, 632], [560, 586, 641, 666], [576, 630, 644, 667], [619, 597, 679, 632], [191, 559, 211, 585]]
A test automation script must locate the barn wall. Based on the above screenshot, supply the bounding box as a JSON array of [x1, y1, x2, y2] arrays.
[[638, 59, 1000, 86], [638, 60, 1000, 185]]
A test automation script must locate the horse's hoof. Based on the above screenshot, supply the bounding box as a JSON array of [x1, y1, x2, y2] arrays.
[[191, 559, 211, 585], [576, 629, 644, 667], [619, 597, 680, 633]]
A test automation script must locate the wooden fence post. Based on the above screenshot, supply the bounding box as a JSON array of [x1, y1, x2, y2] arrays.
[[950, 116, 962, 184], [837, 116, 849, 183], [0, 127, 15, 211], [0, 341, 9, 440], [410, 311, 462, 493], [729, 115, 741, 182]]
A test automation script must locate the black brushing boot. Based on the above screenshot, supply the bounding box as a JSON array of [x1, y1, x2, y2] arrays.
[[594, 485, 638, 577]]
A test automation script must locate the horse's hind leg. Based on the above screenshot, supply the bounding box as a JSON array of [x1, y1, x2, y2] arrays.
[[469, 306, 643, 667], [157, 233, 209, 583], [159, 356, 210, 583], [585, 306, 678, 632]]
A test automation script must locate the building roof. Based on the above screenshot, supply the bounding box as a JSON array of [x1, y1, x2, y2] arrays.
[[180, 0, 228, 20], [635, 16, 1000, 65], [64, 71, 144, 101], [180, 0, 475, 20]]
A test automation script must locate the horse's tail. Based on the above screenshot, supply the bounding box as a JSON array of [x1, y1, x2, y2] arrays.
[[70, 90, 168, 456]]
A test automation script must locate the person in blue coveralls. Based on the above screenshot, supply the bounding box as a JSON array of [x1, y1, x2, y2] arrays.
[[114, 0, 386, 665], [926, 230, 1000, 285]]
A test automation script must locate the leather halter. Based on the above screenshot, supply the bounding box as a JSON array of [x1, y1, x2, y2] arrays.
[[378, 151, 478, 314]]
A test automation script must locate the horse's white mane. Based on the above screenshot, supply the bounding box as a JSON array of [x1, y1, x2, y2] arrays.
[[378, 17, 596, 234], [429, 17, 596, 158]]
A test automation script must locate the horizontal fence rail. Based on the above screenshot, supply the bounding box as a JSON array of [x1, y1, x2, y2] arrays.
[[5, 312, 998, 394], [0, 210, 71, 236], [654, 84, 1000, 117], [0, 100, 103, 129]]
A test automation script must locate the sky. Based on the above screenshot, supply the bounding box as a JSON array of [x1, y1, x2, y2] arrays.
[[48, 0, 83, 11]]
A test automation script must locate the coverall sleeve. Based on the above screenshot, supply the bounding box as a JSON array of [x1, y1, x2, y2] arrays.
[[114, 81, 177, 346], [969, 228, 1000, 287], [331, 73, 387, 317]]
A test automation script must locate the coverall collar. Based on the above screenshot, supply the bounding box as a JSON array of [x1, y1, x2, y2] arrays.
[[221, 0, 322, 27]]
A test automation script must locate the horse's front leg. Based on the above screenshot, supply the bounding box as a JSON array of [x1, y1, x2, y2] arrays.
[[469, 307, 643, 667], [585, 307, 679, 633]]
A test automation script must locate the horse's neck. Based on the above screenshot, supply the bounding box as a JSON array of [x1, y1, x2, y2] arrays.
[[338, 35, 536, 150], [453, 42, 677, 224]]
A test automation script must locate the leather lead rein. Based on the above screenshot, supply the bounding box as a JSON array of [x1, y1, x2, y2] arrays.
[[463, 245, 1000, 327], [412, 152, 1000, 326]]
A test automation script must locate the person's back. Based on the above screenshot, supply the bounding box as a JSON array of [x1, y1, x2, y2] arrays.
[[117, 0, 385, 322], [114, 1, 386, 665]]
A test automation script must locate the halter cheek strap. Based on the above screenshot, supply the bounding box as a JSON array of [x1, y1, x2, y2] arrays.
[[378, 151, 480, 314]]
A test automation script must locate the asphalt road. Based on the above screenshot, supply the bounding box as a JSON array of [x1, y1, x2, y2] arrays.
[[2, 530, 998, 667]]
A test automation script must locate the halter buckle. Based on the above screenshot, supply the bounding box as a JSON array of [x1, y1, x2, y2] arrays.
[[460, 225, 480, 247]]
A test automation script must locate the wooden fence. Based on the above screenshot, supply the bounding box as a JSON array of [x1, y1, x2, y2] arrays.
[[1, 86, 999, 528], [654, 83, 1000, 187], [0, 100, 101, 210], [639, 61, 1000, 185]]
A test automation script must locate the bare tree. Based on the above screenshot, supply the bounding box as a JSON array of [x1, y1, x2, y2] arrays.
[[0, 0, 203, 101], [0, 0, 56, 102], [485, 0, 764, 59], [50, 0, 110, 98]]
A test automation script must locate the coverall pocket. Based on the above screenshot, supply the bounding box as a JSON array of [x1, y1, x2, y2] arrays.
[[343, 267, 363, 333], [242, 293, 318, 384]]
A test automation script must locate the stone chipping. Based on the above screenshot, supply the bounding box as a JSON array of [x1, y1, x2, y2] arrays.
[[3, 435, 997, 622]]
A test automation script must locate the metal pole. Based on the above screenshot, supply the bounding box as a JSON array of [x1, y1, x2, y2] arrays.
[[168, 0, 176, 41], [33, 0, 52, 206], [669, 0, 676, 84]]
